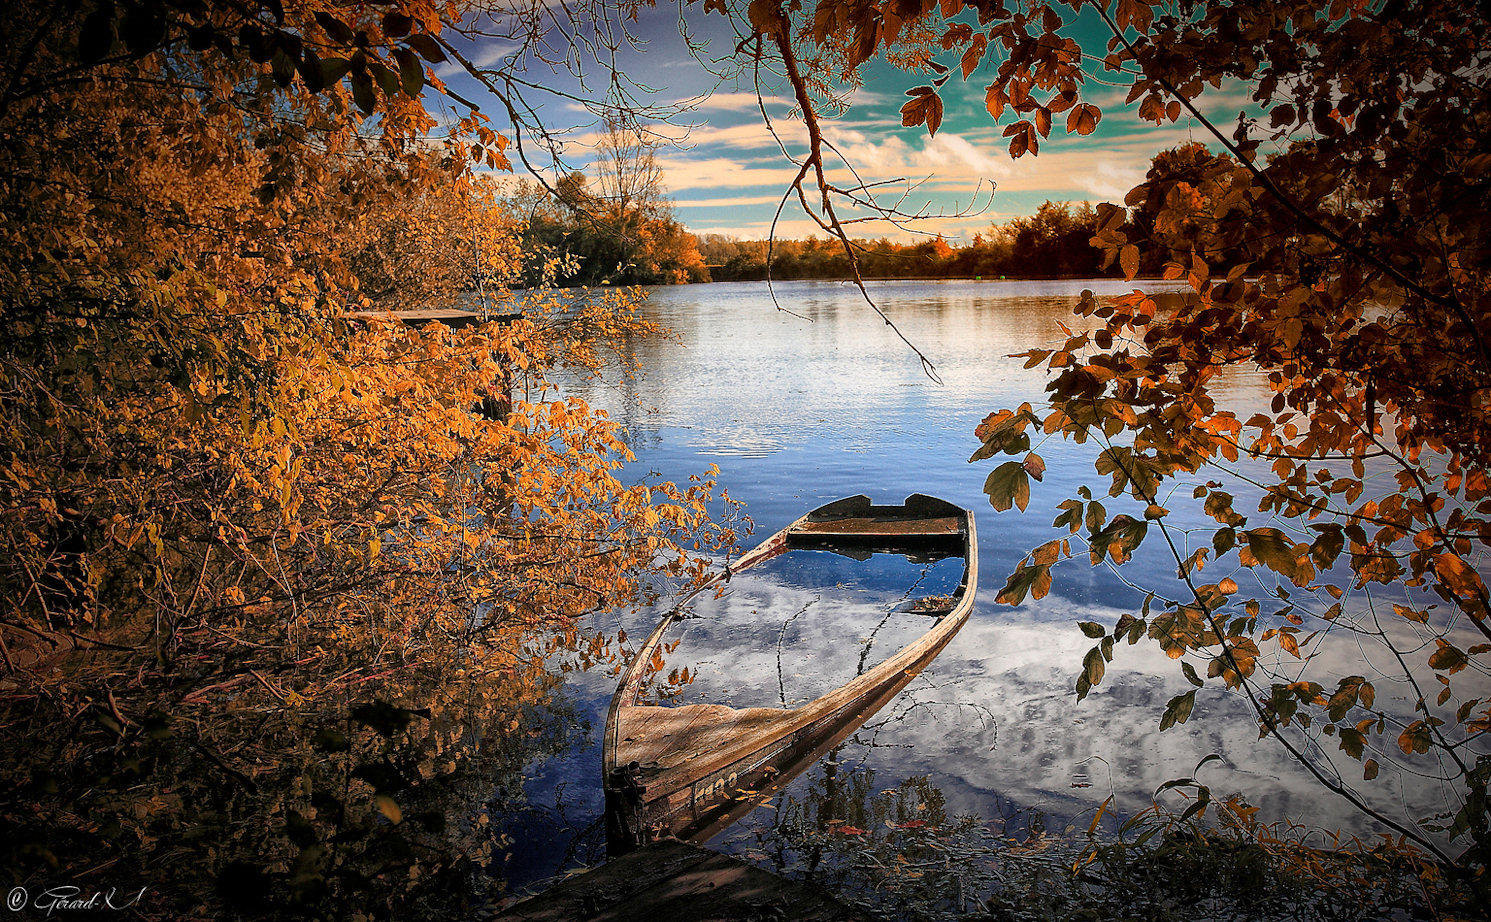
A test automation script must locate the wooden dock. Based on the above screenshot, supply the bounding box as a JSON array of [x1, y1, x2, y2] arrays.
[[349, 309, 523, 328], [496, 841, 877, 921]]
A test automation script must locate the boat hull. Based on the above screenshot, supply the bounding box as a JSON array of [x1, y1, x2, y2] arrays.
[[603, 494, 977, 855]]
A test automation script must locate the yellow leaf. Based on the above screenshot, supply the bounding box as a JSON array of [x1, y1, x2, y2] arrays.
[[375, 795, 402, 824]]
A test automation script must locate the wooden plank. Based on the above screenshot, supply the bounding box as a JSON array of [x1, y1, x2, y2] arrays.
[[497, 841, 876, 921], [349, 309, 524, 328], [791, 515, 962, 538], [617, 705, 790, 767]]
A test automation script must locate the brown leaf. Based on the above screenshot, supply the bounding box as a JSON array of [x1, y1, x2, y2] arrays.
[[1034, 106, 1052, 138], [1242, 528, 1300, 580], [985, 83, 1007, 120], [984, 460, 1031, 512], [1397, 721, 1431, 755], [1428, 641, 1469, 674], [746, 0, 783, 35], [961, 33, 989, 79], [901, 87, 944, 136], [1066, 103, 1101, 136], [1003, 120, 1037, 157]]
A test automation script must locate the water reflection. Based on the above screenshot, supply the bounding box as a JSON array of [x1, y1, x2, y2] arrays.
[[655, 549, 965, 709], [508, 279, 1466, 894]]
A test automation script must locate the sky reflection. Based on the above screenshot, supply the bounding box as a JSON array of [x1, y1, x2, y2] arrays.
[[510, 279, 1484, 891]]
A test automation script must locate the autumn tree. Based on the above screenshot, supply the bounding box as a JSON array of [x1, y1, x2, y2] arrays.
[[712, 0, 1491, 907], [507, 168, 709, 286], [558, 120, 709, 284], [0, 0, 735, 917], [1124, 141, 1231, 277], [342, 172, 526, 312], [1003, 201, 1104, 277], [593, 117, 667, 216]]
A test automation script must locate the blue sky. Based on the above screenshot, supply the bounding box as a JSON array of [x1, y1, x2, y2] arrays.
[[440, 4, 1254, 243]]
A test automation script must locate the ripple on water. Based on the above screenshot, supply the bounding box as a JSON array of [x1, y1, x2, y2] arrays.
[[508, 278, 1457, 892]]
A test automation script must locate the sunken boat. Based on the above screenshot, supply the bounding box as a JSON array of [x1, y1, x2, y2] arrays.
[[603, 493, 978, 854]]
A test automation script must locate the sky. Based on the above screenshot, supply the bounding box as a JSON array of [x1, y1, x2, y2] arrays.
[[437, 4, 1255, 244]]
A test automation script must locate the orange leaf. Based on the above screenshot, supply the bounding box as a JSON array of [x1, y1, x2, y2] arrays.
[[1397, 721, 1431, 755], [985, 83, 1007, 120], [1034, 106, 1052, 138], [1435, 553, 1486, 604], [1428, 641, 1469, 674], [961, 34, 989, 79], [901, 87, 944, 136], [1067, 103, 1101, 136]]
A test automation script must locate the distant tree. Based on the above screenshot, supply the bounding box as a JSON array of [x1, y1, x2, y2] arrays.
[[906, 235, 955, 274], [593, 117, 667, 217], [697, 235, 771, 281], [1005, 201, 1104, 277], [1126, 142, 1230, 276], [504, 127, 707, 287], [696, 234, 740, 267], [633, 216, 712, 284], [344, 175, 524, 310]]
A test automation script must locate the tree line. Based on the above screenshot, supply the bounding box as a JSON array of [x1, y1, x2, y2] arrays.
[[694, 144, 1239, 283], [522, 142, 1236, 286], [514, 195, 1113, 286], [698, 200, 1110, 281]]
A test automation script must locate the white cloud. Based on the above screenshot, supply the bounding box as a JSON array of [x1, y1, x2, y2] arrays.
[[681, 214, 993, 243], [633, 561, 1470, 842], [668, 91, 795, 112], [804, 126, 1151, 202], [653, 155, 802, 192], [466, 39, 522, 71], [657, 125, 1152, 241], [512, 77, 1253, 242], [674, 194, 796, 209], [666, 119, 808, 151]]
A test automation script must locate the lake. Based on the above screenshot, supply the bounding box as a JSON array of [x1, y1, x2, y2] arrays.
[[499, 278, 1455, 896]]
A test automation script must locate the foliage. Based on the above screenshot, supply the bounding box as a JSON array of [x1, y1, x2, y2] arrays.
[[732, 760, 1439, 922], [503, 121, 710, 287], [698, 201, 1109, 281], [968, 0, 1488, 892], [716, 0, 1491, 904], [1081, 764, 1471, 922], [1123, 141, 1242, 278], [0, 0, 736, 918], [343, 175, 526, 312], [989, 201, 1107, 280]]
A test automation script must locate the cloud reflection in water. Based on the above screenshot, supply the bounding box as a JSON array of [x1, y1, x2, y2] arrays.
[[653, 549, 965, 709]]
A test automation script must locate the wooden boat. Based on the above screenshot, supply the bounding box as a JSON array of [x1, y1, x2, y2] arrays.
[[603, 494, 977, 855]]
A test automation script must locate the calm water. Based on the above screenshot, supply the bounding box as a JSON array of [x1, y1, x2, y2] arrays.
[[499, 279, 1458, 893]]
